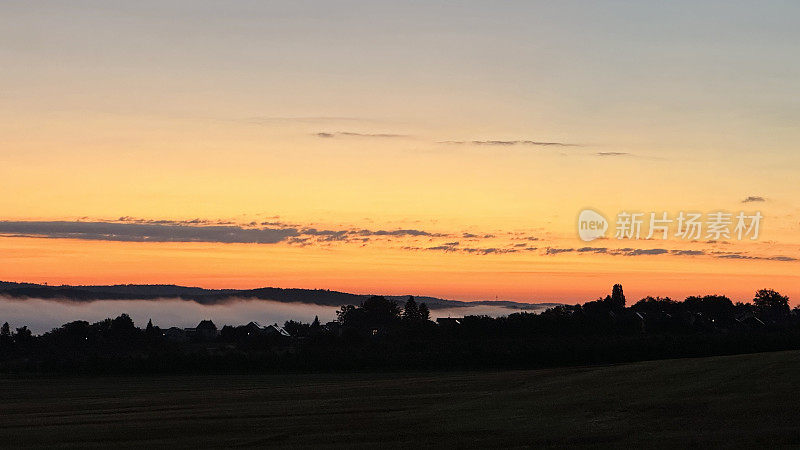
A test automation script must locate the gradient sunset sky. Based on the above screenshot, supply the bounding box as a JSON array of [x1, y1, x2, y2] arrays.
[[2, 1, 799, 303]]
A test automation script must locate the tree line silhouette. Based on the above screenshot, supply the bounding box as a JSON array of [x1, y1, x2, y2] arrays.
[[1, 285, 800, 373]]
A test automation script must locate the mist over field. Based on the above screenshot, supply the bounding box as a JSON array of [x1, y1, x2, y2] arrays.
[[0, 297, 547, 334]]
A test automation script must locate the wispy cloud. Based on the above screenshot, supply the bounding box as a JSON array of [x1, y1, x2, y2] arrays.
[[546, 247, 575, 255], [553, 247, 674, 256], [316, 131, 408, 138], [357, 229, 443, 237], [625, 248, 669, 256], [244, 116, 365, 124], [577, 247, 608, 253], [440, 140, 576, 147], [770, 256, 798, 261], [404, 242, 527, 255], [300, 227, 446, 242], [716, 254, 796, 262], [464, 233, 498, 239], [741, 196, 766, 203], [460, 247, 520, 255], [595, 152, 629, 157], [671, 249, 705, 256], [543, 245, 794, 262]]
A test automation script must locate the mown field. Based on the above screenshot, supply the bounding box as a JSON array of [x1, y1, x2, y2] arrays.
[[1, 351, 800, 448]]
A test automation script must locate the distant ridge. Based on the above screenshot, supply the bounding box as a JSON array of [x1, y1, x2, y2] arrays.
[[0, 281, 559, 311]]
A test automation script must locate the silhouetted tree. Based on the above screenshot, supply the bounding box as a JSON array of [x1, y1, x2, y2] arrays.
[[336, 304, 359, 326], [0, 322, 10, 348], [753, 289, 790, 321], [111, 314, 135, 333], [684, 295, 734, 322], [361, 296, 400, 324], [284, 320, 310, 337], [337, 296, 400, 331], [583, 298, 610, 314], [144, 318, 161, 342], [403, 296, 420, 321], [7, 284, 800, 375], [632, 297, 677, 314], [418, 303, 430, 322], [610, 284, 625, 310], [13, 326, 32, 344]]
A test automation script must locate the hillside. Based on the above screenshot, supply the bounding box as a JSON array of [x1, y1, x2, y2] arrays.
[[0, 281, 559, 310]]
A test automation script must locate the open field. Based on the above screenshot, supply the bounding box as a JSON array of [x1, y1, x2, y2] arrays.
[[2, 351, 800, 448]]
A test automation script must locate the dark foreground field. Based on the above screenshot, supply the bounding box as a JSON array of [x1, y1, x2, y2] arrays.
[[2, 351, 800, 448]]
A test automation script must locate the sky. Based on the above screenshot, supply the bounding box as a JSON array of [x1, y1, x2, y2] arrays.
[[1, 1, 799, 304]]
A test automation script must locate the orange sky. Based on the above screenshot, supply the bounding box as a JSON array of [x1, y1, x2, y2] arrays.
[[1, 229, 798, 305], [1, 2, 799, 305]]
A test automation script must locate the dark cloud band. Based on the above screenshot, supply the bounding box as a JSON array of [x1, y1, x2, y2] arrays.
[[0, 221, 448, 245], [0, 221, 299, 244]]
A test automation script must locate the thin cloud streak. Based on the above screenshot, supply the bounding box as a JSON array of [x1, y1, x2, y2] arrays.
[[543, 246, 794, 262], [316, 131, 408, 138], [717, 254, 796, 261], [596, 152, 630, 157], [243, 116, 366, 124], [440, 140, 577, 147]]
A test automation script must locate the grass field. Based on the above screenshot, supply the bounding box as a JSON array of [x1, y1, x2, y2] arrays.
[[2, 351, 800, 448]]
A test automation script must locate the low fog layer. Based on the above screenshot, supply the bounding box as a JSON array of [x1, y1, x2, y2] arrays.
[[0, 297, 549, 334]]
